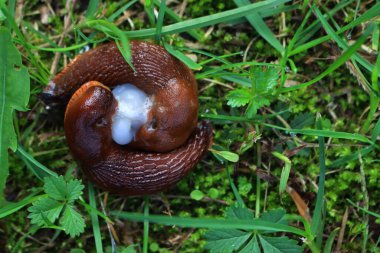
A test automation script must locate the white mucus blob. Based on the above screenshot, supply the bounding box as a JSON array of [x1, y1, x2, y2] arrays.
[[111, 83, 151, 145]]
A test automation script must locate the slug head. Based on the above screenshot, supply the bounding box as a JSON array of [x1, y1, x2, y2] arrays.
[[64, 81, 116, 164]]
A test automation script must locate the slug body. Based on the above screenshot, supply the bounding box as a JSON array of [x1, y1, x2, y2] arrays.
[[42, 41, 212, 195]]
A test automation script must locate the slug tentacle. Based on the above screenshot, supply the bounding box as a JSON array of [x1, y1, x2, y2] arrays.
[[44, 40, 212, 195]]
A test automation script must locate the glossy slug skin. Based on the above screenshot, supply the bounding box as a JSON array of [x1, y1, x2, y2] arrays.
[[64, 82, 212, 195], [42, 40, 199, 152], [43, 41, 213, 195]]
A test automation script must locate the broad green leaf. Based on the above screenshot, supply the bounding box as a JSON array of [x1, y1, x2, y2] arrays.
[[226, 89, 251, 107], [204, 229, 251, 253], [258, 235, 302, 253], [28, 197, 63, 226], [60, 204, 85, 238], [0, 27, 30, 204]]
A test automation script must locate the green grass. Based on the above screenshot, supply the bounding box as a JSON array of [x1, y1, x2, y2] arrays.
[[0, 0, 380, 252]]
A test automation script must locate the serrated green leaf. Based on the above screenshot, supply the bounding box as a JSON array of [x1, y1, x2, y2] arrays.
[[204, 229, 251, 253], [260, 209, 287, 225], [66, 179, 84, 202], [28, 198, 63, 226], [258, 235, 302, 253], [240, 235, 261, 253], [226, 89, 251, 107], [226, 202, 254, 220], [245, 97, 270, 118], [0, 27, 30, 204], [60, 205, 85, 238], [252, 67, 278, 95], [290, 113, 315, 129], [44, 176, 67, 201]]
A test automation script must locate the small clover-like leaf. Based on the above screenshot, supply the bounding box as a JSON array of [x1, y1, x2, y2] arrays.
[[245, 97, 270, 118], [44, 176, 67, 200], [66, 179, 85, 203], [226, 88, 251, 107], [28, 197, 64, 226], [60, 204, 85, 238]]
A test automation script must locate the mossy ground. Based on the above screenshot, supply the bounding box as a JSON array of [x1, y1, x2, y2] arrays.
[[1, 0, 379, 252]]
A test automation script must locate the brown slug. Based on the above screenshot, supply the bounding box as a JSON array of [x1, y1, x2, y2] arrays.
[[41, 41, 213, 195]]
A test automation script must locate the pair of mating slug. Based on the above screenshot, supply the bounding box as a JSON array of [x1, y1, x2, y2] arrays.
[[41, 41, 213, 195]]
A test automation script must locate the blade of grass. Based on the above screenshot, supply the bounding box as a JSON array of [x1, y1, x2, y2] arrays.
[[108, 0, 139, 22], [163, 42, 202, 70], [144, 0, 156, 27], [295, 0, 354, 47], [290, 2, 380, 57], [323, 228, 339, 253], [0, 193, 41, 218], [155, 0, 166, 42], [86, 0, 100, 19], [152, 0, 203, 40], [313, 6, 378, 79], [281, 23, 375, 92], [16, 145, 58, 179], [83, 19, 135, 72], [347, 199, 380, 219], [234, 0, 284, 54], [311, 115, 327, 246], [226, 166, 245, 207], [112, 212, 308, 237], [263, 122, 372, 144], [125, 0, 291, 38], [362, 42, 380, 133], [272, 152, 291, 194], [143, 196, 150, 253], [327, 146, 373, 169], [88, 183, 103, 253]]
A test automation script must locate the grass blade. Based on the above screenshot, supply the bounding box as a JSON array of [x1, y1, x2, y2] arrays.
[[16, 145, 58, 179], [311, 116, 327, 244], [155, 0, 166, 42], [163, 42, 202, 70], [112, 212, 308, 237], [281, 23, 375, 92], [0, 193, 41, 218], [88, 183, 103, 253], [86, 0, 100, 19], [234, 0, 284, 54], [125, 0, 290, 38]]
